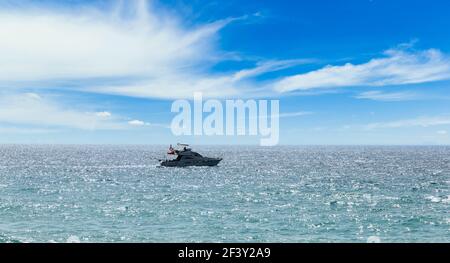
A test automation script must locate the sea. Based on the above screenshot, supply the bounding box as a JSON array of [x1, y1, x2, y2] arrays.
[[0, 145, 449, 243]]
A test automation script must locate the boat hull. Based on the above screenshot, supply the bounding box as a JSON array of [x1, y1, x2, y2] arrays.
[[160, 158, 222, 167]]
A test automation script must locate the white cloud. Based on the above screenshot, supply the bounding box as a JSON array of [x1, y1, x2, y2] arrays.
[[437, 130, 448, 135], [0, 93, 124, 130], [278, 111, 313, 118], [95, 111, 112, 118], [0, 0, 304, 99], [355, 90, 419, 101], [126, 119, 168, 128], [89, 59, 311, 99], [128, 120, 146, 126], [2, 1, 447, 103], [0, 0, 222, 81], [24, 92, 42, 100], [239, 110, 312, 121], [274, 48, 450, 92], [0, 92, 169, 131], [232, 59, 314, 81], [365, 116, 450, 130]]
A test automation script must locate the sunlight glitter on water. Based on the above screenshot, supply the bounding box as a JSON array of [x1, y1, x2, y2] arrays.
[[0, 145, 449, 243]]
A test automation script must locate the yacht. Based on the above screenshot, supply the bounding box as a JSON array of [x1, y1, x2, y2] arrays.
[[159, 144, 222, 167]]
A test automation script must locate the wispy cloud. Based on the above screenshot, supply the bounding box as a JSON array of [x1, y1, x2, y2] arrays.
[[0, 92, 170, 131], [232, 59, 315, 81], [278, 111, 313, 118], [128, 120, 146, 126], [0, 0, 222, 82], [245, 111, 312, 120], [0, 0, 308, 99], [0, 93, 124, 130], [355, 90, 419, 101], [91, 59, 310, 99], [365, 116, 450, 130], [95, 111, 112, 118], [274, 47, 450, 92], [127, 119, 169, 128]]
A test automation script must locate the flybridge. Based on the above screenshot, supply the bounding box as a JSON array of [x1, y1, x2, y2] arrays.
[[170, 92, 279, 146]]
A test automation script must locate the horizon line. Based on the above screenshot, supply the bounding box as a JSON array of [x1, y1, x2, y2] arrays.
[[0, 143, 449, 147]]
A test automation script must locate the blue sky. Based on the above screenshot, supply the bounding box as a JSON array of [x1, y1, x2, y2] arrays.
[[0, 0, 450, 145]]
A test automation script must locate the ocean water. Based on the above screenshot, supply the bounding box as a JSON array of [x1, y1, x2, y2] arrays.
[[0, 145, 449, 243]]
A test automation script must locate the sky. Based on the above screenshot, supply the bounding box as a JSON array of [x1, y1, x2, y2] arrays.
[[0, 0, 450, 145]]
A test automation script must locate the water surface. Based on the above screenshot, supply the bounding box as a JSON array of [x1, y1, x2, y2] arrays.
[[0, 145, 449, 242]]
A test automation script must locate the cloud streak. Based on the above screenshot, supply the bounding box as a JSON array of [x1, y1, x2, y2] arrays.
[[90, 59, 312, 99], [0, 0, 224, 82], [365, 116, 450, 130], [6, 1, 444, 101], [355, 90, 419, 101], [274, 48, 450, 93], [0, 0, 308, 99], [0, 93, 124, 130]]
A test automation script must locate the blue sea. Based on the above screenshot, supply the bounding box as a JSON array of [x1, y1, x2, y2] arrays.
[[0, 145, 449, 243]]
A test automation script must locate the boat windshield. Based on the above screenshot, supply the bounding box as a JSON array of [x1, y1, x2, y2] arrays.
[[193, 152, 203, 157]]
